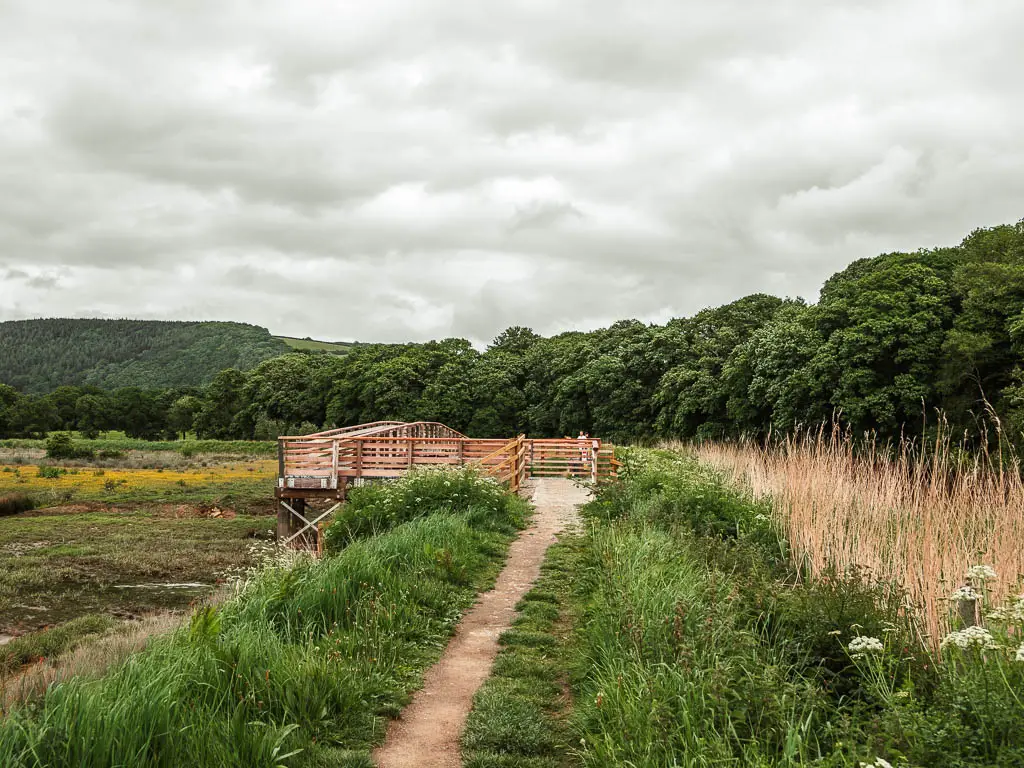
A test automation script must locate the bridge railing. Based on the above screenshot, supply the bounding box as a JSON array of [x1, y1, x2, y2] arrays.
[[277, 422, 617, 493]]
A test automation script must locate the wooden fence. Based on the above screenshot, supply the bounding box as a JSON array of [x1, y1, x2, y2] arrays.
[[277, 422, 617, 495]]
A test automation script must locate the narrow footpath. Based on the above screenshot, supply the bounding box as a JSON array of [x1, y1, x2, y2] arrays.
[[373, 477, 587, 768]]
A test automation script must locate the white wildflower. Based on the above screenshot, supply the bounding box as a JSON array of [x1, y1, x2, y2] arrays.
[[966, 564, 997, 581], [860, 759, 893, 768], [848, 636, 884, 656], [754, 513, 769, 522], [1016, 643, 1024, 663], [986, 607, 1009, 622], [950, 585, 981, 602], [940, 626, 999, 651]]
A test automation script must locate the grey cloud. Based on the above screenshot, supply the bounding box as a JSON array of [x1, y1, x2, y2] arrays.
[[1, 0, 1023, 343]]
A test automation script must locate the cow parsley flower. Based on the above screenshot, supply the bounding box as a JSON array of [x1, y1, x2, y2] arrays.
[[940, 626, 999, 651], [966, 564, 997, 581], [859, 758, 893, 768], [950, 585, 981, 602], [848, 636, 884, 658], [1016, 643, 1024, 663]]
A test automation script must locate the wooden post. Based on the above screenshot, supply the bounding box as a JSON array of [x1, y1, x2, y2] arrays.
[[277, 440, 285, 485], [331, 438, 339, 488], [276, 498, 290, 541], [512, 438, 520, 493]]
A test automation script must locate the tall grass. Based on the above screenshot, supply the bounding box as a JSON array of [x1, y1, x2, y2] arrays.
[[0, 469, 528, 767], [694, 427, 1024, 645], [571, 449, 1024, 767]]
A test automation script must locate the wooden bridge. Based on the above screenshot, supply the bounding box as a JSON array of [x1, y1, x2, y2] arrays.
[[275, 421, 617, 548]]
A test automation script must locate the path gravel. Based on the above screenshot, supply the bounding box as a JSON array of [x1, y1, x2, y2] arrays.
[[372, 477, 587, 768]]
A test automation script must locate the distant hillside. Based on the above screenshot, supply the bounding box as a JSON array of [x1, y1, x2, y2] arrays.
[[274, 335, 355, 355], [0, 319, 291, 392]]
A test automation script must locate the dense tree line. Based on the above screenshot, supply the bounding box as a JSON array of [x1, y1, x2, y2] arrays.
[[0, 319, 290, 393], [2, 221, 1023, 445]]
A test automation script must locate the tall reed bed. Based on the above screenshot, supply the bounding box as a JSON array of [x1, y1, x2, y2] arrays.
[[693, 428, 1024, 645]]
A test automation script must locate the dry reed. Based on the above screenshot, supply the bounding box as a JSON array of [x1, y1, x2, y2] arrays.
[[692, 426, 1024, 647]]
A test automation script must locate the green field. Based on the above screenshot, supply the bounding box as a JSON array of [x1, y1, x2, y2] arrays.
[[273, 335, 354, 355], [2, 450, 1023, 767], [0, 432, 275, 458]]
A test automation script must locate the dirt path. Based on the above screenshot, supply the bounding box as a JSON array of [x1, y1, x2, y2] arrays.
[[373, 478, 588, 768]]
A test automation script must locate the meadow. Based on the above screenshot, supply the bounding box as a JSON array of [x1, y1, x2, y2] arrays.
[[0, 467, 529, 766], [0, 436, 279, 706], [3, 436, 1023, 768]]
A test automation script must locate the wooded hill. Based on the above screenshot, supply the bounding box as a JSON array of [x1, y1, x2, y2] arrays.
[[0, 319, 290, 392]]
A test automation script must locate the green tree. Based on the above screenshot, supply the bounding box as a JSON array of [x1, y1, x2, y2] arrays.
[[74, 394, 111, 439], [939, 222, 1024, 432], [167, 395, 203, 440], [655, 294, 787, 438], [808, 249, 959, 434], [194, 369, 252, 439]]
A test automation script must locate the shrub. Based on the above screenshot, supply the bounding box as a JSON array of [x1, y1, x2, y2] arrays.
[[44, 432, 94, 460], [37, 465, 67, 479], [0, 494, 35, 517], [323, 467, 522, 552]]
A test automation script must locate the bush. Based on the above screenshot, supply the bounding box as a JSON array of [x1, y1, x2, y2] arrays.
[[37, 465, 67, 479], [44, 432, 94, 460], [323, 467, 523, 552], [0, 493, 35, 516]]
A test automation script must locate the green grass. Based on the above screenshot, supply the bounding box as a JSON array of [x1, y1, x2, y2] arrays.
[[274, 336, 354, 355], [0, 509, 274, 634], [0, 468, 530, 768], [562, 447, 1024, 767], [1, 615, 117, 676], [462, 542, 579, 768]]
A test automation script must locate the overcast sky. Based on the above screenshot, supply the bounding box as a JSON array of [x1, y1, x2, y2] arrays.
[[1, 1, 1022, 344]]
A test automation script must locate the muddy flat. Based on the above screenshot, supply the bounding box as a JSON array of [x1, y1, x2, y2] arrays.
[[373, 477, 587, 768]]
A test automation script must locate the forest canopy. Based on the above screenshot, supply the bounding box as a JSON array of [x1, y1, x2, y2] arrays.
[[0, 319, 290, 392], [2, 220, 1023, 445]]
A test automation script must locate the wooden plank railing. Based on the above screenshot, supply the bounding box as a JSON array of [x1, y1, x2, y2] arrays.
[[277, 422, 616, 493]]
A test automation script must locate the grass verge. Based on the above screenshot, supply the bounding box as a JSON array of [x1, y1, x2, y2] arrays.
[[462, 541, 579, 768]]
